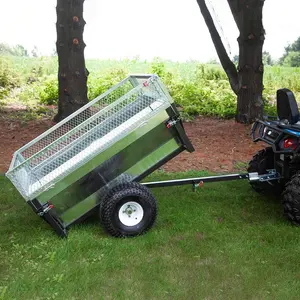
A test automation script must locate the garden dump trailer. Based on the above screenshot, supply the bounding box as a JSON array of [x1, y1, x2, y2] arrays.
[[5, 74, 281, 238]]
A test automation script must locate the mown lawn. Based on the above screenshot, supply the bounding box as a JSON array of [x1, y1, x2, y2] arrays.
[[1, 171, 300, 300]]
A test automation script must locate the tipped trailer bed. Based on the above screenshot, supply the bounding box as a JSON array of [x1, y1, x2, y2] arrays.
[[6, 74, 279, 238]]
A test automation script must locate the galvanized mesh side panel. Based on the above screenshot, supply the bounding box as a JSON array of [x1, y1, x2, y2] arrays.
[[20, 80, 134, 161], [7, 76, 171, 200]]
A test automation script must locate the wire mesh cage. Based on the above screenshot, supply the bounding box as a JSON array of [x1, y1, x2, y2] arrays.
[[6, 74, 174, 201]]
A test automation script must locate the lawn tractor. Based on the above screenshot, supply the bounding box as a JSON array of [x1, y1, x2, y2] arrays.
[[249, 88, 300, 225], [5, 75, 297, 238]]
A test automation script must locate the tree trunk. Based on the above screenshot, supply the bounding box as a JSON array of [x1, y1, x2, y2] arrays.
[[54, 0, 89, 123], [231, 0, 265, 123], [196, 0, 265, 124]]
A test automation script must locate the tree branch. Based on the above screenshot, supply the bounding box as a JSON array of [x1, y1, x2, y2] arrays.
[[196, 0, 239, 94], [226, 0, 242, 31]]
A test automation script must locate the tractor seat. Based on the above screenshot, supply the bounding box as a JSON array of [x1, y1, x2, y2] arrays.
[[276, 89, 300, 130]]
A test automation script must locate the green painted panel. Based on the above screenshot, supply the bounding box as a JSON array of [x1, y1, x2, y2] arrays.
[[60, 138, 180, 226], [126, 139, 179, 176], [60, 193, 98, 226], [37, 110, 169, 203], [49, 123, 174, 214]]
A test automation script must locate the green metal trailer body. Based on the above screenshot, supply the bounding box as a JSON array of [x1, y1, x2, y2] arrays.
[[40, 110, 187, 227], [6, 74, 194, 237]]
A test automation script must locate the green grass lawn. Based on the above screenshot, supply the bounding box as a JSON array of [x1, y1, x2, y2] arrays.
[[1, 171, 300, 300]]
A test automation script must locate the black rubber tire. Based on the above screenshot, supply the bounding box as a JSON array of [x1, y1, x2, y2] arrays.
[[282, 172, 300, 225], [99, 182, 157, 237], [247, 147, 282, 194]]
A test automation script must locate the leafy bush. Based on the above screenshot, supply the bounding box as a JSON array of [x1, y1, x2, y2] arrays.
[[19, 69, 127, 107], [194, 64, 227, 81], [283, 52, 300, 67], [19, 75, 58, 105], [38, 76, 58, 105], [27, 66, 44, 84], [0, 57, 20, 98], [263, 66, 300, 116], [169, 76, 236, 119], [151, 58, 166, 78], [88, 69, 127, 100], [5, 56, 300, 120]]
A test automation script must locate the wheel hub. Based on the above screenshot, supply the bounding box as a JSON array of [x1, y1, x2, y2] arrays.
[[118, 201, 144, 227]]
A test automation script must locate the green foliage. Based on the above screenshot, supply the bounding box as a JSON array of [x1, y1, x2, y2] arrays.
[[263, 66, 300, 114], [27, 66, 44, 84], [88, 69, 128, 100], [169, 77, 236, 118], [262, 97, 277, 117], [195, 64, 227, 81], [39, 76, 59, 105], [280, 37, 300, 65], [18, 75, 58, 106], [286, 37, 300, 52], [151, 61, 236, 118], [283, 51, 300, 67], [150, 58, 166, 78], [262, 51, 273, 66], [0, 57, 20, 98], [4, 56, 300, 120], [19, 68, 127, 107], [206, 58, 220, 65], [0, 58, 20, 88], [232, 52, 273, 66], [0, 43, 13, 56], [13, 45, 29, 57], [0, 43, 29, 57], [31, 46, 39, 58]]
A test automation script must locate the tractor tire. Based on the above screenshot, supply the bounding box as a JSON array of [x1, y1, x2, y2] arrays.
[[247, 147, 282, 194], [99, 182, 157, 237], [282, 172, 300, 225]]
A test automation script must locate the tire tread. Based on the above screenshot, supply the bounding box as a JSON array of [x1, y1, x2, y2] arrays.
[[100, 182, 157, 237], [282, 172, 300, 225]]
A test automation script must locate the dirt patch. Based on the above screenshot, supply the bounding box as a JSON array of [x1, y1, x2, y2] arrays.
[[163, 116, 265, 173], [0, 119, 55, 172], [0, 116, 264, 173]]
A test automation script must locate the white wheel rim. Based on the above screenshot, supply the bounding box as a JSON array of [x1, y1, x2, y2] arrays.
[[118, 201, 144, 227]]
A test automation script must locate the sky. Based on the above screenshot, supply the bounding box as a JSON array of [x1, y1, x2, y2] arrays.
[[1, 0, 300, 62]]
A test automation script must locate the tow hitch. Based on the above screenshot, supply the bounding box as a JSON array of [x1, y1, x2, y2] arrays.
[[143, 170, 281, 190]]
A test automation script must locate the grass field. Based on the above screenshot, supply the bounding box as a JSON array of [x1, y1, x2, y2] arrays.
[[1, 171, 300, 300]]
